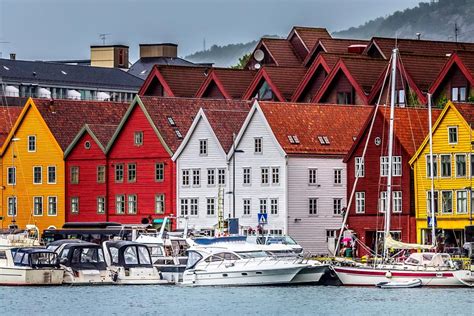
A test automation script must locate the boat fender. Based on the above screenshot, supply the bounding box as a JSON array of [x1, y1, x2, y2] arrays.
[[385, 271, 392, 278], [112, 271, 119, 282]]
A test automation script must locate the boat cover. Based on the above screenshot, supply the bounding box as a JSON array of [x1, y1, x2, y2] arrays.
[[385, 234, 434, 250]]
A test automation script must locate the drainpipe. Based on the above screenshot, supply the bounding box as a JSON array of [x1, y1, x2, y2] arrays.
[[105, 156, 109, 222]]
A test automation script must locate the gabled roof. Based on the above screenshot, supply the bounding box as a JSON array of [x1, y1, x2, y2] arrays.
[[314, 56, 388, 103], [64, 123, 118, 157], [128, 57, 198, 80], [195, 68, 256, 99], [0, 58, 143, 91], [365, 37, 474, 60], [259, 101, 372, 155], [346, 106, 442, 163], [291, 53, 342, 102], [304, 38, 370, 66], [242, 66, 307, 101], [288, 27, 332, 51], [0, 106, 22, 147], [409, 101, 469, 165], [258, 38, 303, 67], [138, 65, 209, 97], [429, 51, 474, 95]]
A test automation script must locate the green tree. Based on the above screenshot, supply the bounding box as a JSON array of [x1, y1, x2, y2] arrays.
[[231, 53, 251, 69]]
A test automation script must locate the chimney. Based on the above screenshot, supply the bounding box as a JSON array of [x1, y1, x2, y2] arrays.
[[90, 45, 129, 69], [139, 43, 178, 59], [9, 53, 16, 60], [347, 44, 367, 54]]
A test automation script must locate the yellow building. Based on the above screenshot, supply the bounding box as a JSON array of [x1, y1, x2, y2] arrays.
[[0, 99, 65, 232], [410, 101, 474, 248]]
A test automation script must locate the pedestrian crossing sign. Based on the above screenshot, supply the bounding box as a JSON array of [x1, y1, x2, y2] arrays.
[[258, 213, 268, 225]]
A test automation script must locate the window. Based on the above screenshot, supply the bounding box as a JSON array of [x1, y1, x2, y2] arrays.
[[7, 167, 15, 185], [190, 198, 198, 216], [254, 137, 262, 154], [259, 199, 267, 214], [180, 199, 189, 216], [47, 196, 57, 216], [127, 163, 137, 182], [457, 190, 468, 214], [199, 139, 208, 155], [427, 191, 439, 214], [218, 169, 226, 185], [242, 167, 251, 185], [308, 168, 318, 185], [393, 191, 402, 213], [333, 198, 342, 215], [33, 166, 42, 184], [356, 192, 365, 213], [207, 169, 215, 186], [440, 155, 451, 177], [71, 197, 79, 214], [32, 196, 43, 216], [47, 166, 56, 184], [155, 194, 165, 214], [270, 199, 278, 215], [28, 135, 36, 152], [115, 164, 124, 182], [337, 91, 352, 104], [192, 169, 200, 186], [334, 169, 342, 185], [97, 165, 106, 183], [155, 163, 164, 182], [243, 199, 251, 215], [309, 198, 318, 215], [326, 230, 338, 242], [261, 167, 269, 185], [455, 154, 466, 177], [379, 191, 387, 213], [7, 196, 17, 217], [128, 195, 137, 214], [355, 157, 364, 177], [452, 87, 467, 102], [272, 167, 280, 184], [207, 198, 215, 215], [182, 169, 190, 186], [97, 196, 106, 214], [441, 191, 453, 214], [392, 156, 402, 176], [448, 127, 458, 144], [426, 155, 438, 178], [134, 131, 143, 146], [380, 156, 389, 177], [115, 195, 125, 214], [397, 89, 405, 105]]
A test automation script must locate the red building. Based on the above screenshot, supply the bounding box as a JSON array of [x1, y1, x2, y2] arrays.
[[344, 107, 441, 256]]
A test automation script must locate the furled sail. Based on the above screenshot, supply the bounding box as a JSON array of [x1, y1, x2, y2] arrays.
[[385, 234, 434, 250]]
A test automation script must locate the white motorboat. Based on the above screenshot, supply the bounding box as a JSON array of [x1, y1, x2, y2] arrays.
[[376, 278, 422, 289], [0, 247, 63, 285], [182, 247, 309, 286], [48, 240, 113, 285], [102, 240, 168, 285], [0, 225, 42, 248]]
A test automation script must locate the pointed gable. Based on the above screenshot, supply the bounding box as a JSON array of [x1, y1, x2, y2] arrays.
[[0, 106, 22, 147], [195, 68, 256, 100], [246, 38, 302, 69], [304, 38, 369, 66], [288, 27, 331, 53]]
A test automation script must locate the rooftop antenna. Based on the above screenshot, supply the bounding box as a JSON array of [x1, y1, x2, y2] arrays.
[[416, 32, 421, 40], [454, 23, 459, 42], [99, 33, 111, 45]]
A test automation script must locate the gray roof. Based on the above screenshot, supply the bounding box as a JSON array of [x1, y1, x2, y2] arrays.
[[0, 58, 143, 91], [128, 57, 198, 80]]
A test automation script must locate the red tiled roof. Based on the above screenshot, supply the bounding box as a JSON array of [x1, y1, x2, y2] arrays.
[[259, 102, 372, 155], [454, 102, 474, 126], [456, 50, 474, 76], [263, 66, 307, 100], [291, 27, 332, 50], [33, 99, 129, 151], [87, 123, 119, 148], [203, 109, 249, 153], [378, 106, 442, 156], [139, 97, 251, 152], [398, 54, 449, 92], [198, 68, 257, 99], [0, 106, 22, 147], [340, 56, 389, 94], [261, 38, 302, 67], [157, 65, 209, 97], [367, 37, 474, 59], [304, 38, 370, 65]]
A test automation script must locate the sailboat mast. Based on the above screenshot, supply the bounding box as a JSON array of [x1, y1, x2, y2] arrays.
[[384, 48, 398, 257], [428, 94, 436, 246]]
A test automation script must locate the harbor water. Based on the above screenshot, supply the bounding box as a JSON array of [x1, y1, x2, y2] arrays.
[[1, 285, 472, 316]]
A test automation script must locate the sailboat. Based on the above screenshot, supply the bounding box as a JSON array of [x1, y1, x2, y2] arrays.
[[331, 48, 474, 287]]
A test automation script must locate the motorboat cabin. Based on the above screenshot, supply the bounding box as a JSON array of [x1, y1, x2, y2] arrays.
[[103, 241, 167, 284], [0, 247, 63, 285]]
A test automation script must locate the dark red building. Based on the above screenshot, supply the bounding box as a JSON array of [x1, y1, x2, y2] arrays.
[[344, 107, 441, 256]]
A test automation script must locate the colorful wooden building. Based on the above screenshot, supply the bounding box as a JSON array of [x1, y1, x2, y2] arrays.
[[410, 101, 474, 248]]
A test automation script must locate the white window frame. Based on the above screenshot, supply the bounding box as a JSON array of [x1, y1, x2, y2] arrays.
[[33, 166, 42, 184], [379, 191, 387, 213], [261, 167, 269, 185], [254, 137, 263, 154], [97, 196, 106, 214], [270, 198, 278, 215], [155, 194, 165, 214], [7, 196, 17, 217], [190, 198, 199, 216], [447, 126, 458, 145], [180, 199, 189, 216], [380, 156, 389, 177], [47, 166, 56, 184], [97, 165, 106, 183], [192, 169, 201, 187], [392, 156, 402, 176], [206, 197, 215, 216], [243, 167, 251, 185], [134, 131, 144, 146], [355, 192, 365, 214], [33, 196, 43, 216], [207, 168, 216, 186], [309, 198, 318, 215], [259, 199, 267, 214], [426, 154, 438, 178], [127, 194, 138, 214], [243, 199, 251, 216], [441, 190, 453, 214], [271, 167, 280, 185], [71, 197, 79, 214], [127, 163, 137, 183], [115, 195, 125, 214], [199, 139, 208, 156], [27, 135, 36, 152], [355, 157, 365, 177], [7, 166, 16, 185], [456, 190, 468, 214], [334, 169, 342, 185], [155, 163, 164, 182], [426, 191, 439, 214], [393, 191, 402, 213], [182, 169, 190, 187], [333, 198, 342, 215], [218, 169, 226, 186], [440, 154, 452, 178], [455, 154, 467, 178], [47, 196, 57, 216], [308, 168, 318, 185]]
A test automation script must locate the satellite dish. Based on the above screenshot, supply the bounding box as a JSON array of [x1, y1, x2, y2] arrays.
[[254, 49, 265, 62], [254, 63, 261, 70]]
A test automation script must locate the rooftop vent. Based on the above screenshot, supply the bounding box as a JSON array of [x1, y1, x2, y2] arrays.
[[347, 44, 367, 54], [287, 135, 300, 144], [175, 129, 183, 139], [167, 116, 176, 126], [317, 136, 330, 145]]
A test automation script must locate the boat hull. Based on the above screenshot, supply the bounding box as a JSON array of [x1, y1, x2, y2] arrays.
[[0, 267, 63, 285], [111, 267, 169, 285], [62, 269, 114, 285], [291, 264, 328, 284], [333, 266, 465, 286], [155, 264, 185, 284]]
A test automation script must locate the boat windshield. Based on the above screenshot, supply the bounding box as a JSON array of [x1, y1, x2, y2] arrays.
[[204, 252, 240, 262], [70, 247, 106, 270], [265, 250, 296, 257], [149, 245, 164, 257], [238, 251, 268, 258], [186, 251, 203, 269], [30, 252, 59, 267], [267, 236, 298, 245]]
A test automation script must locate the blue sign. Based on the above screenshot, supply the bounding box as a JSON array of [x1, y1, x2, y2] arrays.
[[258, 213, 268, 225], [427, 216, 437, 228], [228, 218, 239, 235]]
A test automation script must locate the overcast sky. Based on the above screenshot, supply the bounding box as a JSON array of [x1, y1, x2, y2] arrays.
[[0, 0, 422, 62]]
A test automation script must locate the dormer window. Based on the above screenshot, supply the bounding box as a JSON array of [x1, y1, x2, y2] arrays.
[[337, 91, 353, 105], [448, 126, 458, 144], [396, 89, 405, 106], [134, 131, 143, 146], [452, 87, 467, 102]]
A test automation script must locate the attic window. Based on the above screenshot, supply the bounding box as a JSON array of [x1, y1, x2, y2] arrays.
[[318, 136, 330, 145], [167, 116, 176, 126], [175, 129, 183, 139], [287, 135, 300, 144], [3, 66, 9, 71], [61, 70, 67, 75]]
